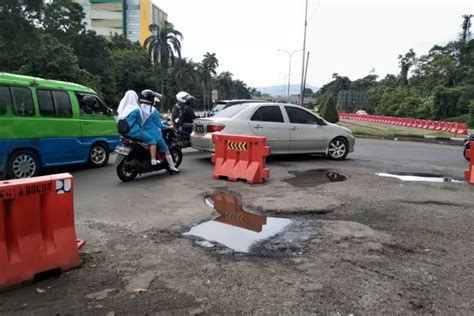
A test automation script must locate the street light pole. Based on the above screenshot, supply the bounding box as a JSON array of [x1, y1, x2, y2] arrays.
[[277, 49, 302, 102], [299, 0, 309, 106]]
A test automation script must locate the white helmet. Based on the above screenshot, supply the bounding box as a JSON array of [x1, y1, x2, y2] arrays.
[[176, 91, 190, 103]]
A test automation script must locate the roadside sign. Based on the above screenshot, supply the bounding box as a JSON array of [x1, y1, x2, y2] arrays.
[[211, 89, 218, 102]]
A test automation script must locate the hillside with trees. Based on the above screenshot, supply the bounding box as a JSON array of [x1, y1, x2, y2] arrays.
[[313, 15, 474, 126], [0, 0, 260, 110]]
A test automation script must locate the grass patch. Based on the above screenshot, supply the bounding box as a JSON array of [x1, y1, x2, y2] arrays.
[[339, 119, 455, 138]]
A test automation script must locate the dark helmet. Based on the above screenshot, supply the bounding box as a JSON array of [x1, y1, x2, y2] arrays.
[[186, 95, 196, 108], [139, 89, 155, 105]]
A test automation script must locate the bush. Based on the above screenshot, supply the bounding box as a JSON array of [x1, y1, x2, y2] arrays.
[[320, 94, 339, 123], [469, 100, 474, 127]]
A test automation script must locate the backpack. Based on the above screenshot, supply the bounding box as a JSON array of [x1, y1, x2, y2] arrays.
[[117, 119, 130, 135]]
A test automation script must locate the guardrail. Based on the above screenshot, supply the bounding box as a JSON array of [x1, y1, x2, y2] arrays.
[[339, 113, 468, 136]]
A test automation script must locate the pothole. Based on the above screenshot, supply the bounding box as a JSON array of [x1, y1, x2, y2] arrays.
[[284, 169, 348, 188], [376, 172, 464, 183], [183, 192, 303, 254]]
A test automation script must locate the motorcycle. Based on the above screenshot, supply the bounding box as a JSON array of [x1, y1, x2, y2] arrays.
[[162, 113, 193, 148], [115, 128, 183, 182], [464, 133, 474, 161]]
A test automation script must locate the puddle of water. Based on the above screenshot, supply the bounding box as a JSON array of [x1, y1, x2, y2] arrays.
[[376, 172, 463, 183], [284, 169, 348, 188], [183, 192, 293, 253]]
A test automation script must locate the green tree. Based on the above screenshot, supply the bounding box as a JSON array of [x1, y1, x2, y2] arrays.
[[171, 58, 197, 92], [43, 0, 85, 40], [460, 14, 473, 42], [143, 22, 183, 100], [398, 48, 416, 86], [469, 100, 474, 126], [200, 52, 219, 109], [319, 94, 339, 123], [0, 0, 43, 71], [17, 34, 98, 88], [109, 48, 159, 107], [216, 71, 233, 100]]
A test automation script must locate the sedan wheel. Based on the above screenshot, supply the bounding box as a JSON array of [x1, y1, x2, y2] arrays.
[[327, 138, 348, 160]]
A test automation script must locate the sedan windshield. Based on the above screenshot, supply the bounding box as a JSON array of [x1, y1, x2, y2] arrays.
[[214, 104, 247, 118]]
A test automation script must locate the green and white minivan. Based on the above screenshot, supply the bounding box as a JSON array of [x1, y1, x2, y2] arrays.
[[0, 73, 119, 179]]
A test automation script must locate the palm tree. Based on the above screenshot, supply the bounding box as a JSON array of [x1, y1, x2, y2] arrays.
[[172, 58, 197, 91], [460, 14, 473, 43], [216, 71, 233, 100], [143, 22, 183, 100], [201, 52, 219, 109]]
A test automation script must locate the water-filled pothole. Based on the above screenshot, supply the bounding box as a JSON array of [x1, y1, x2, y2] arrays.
[[284, 169, 348, 188], [376, 172, 463, 183], [183, 192, 294, 253]]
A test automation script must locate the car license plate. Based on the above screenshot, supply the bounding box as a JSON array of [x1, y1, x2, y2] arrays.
[[115, 145, 131, 155], [195, 125, 204, 133]]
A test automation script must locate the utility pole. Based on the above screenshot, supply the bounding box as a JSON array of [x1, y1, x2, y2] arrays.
[[277, 49, 303, 102], [299, 0, 309, 107]]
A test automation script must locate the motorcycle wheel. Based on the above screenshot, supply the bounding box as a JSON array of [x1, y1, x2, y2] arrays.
[[464, 147, 470, 161], [117, 157, 138, 182], [170, 147, 183, 168]]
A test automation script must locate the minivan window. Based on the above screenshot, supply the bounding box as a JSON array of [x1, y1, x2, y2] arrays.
[[53, 91, 72, 116], [37, 90, 55, 116], [0, 86, 11, 115], [37, 90, 72, 117], [11, 86, 34, 116], [77, 93, 109, 116], [250, 106, 284, 123], [285, 106, 320, 124]]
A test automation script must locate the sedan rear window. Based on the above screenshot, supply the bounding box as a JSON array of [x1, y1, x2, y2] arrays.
[[214, 104, 247, 118], [250, 106, 284, 123]]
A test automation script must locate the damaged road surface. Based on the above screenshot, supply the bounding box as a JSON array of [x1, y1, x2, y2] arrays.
[[1, 139, 474, 314]]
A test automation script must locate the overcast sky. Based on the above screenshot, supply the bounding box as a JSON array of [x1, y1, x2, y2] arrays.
[[155, 0, 473, 89]]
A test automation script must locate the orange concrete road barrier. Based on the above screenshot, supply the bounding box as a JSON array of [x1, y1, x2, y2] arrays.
[[465, 142, 474, 185], [0, 173, 81, 289], [212, 134, 271, 184]]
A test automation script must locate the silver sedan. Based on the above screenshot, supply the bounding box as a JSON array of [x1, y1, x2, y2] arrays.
[[191, 103, 355, 160]]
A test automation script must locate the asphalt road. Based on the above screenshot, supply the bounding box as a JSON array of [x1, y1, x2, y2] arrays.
[[67, 138, 467, 234], [1, 138, 473, 315]]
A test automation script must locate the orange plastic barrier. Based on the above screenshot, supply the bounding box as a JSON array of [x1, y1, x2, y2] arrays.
[[0, 173, 81, 289], [212, 134, 271, 184], [465, 142, 473, 185]]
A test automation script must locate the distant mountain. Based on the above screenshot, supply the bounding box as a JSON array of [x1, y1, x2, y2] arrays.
[[256, 84, 319, 96]]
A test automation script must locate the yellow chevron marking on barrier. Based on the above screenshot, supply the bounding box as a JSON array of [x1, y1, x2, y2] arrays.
[[227, 141, 248, 151]]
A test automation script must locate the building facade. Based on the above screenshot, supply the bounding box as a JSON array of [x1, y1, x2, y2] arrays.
[[74, 0, 167, 44]]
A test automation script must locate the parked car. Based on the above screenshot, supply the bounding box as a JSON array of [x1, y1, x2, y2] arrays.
[[356, 110, 368, 115], [0, 73, 119, 179], [191, 103, 355, 160], [208, 99, 261, 116]]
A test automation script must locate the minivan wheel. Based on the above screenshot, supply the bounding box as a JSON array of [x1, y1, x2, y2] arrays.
[[7, 150, 40, 179], [327, 138, 349, 160], [89, 143, 109, 167]]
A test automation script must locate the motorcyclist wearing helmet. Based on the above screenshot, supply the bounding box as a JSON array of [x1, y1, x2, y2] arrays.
[[117, 90, 158, 166], [171, 91, 191, 130], [183, 95, 197, 125], [139, 89, 180, 173]]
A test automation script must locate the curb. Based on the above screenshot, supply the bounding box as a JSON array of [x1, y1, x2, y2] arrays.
[[354, 134, 465, 146]]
